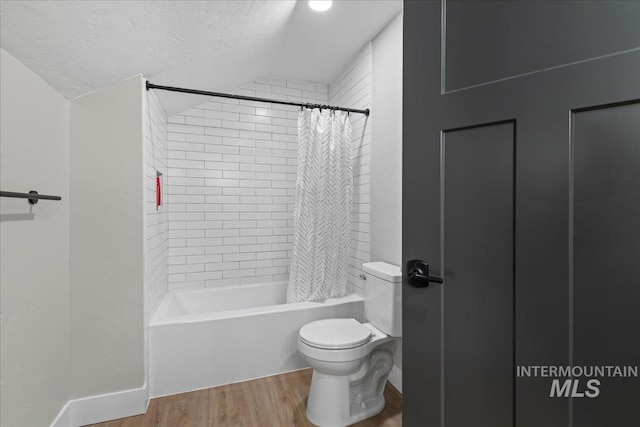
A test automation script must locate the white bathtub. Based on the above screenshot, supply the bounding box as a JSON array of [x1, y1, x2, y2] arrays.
[[150, 281, 364, 398]]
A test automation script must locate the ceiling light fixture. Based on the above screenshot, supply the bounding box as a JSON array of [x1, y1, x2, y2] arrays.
[[309, 1, 332, 12]]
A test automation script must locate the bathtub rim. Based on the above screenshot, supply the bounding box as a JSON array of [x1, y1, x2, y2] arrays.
[[151, 282, 363, 327]]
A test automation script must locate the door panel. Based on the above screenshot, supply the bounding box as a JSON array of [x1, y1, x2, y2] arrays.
[[572, 101, 640, 426], [403, 1, 640, 426], [444, 0, 640, 91], [443, 122, 514, 427]]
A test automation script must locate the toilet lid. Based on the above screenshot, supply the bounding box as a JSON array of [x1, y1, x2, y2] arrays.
[[299, 318, 372, 349]]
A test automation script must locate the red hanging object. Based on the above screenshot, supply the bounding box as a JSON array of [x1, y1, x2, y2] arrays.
[[156, 175, 162, 209]]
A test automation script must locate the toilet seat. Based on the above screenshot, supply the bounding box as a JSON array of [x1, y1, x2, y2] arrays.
[[299, 318, 372, 349]]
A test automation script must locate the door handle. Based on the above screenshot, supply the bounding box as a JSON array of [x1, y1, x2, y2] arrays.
[[406, 260, 444, 287]]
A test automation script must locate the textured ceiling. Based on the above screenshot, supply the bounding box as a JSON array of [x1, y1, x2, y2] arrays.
[[0, 1, 401, 115]]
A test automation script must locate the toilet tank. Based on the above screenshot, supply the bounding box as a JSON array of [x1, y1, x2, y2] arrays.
[[362, 262, 402, 337]]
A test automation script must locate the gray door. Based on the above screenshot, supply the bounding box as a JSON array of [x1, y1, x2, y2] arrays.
[[402, 1, 640, 426]]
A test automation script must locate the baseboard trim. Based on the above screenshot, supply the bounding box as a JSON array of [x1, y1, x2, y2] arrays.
[[50, 401, 72, 427], [50, 385, 147, 427], [151, 367, 310, 400], [388, 364, 402, 394]]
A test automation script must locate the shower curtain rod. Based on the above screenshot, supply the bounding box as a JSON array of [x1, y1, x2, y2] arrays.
[[146, 82, 370, 116]]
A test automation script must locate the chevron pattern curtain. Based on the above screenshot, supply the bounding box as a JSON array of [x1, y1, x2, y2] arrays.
[[286, 109, 353, 303]]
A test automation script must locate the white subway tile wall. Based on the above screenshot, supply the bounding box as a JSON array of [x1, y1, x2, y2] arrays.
[[166, 77, 329, 290], [143, 87, 168, 395], [328, 43, 372, 296], [144, 89, 169, 320]]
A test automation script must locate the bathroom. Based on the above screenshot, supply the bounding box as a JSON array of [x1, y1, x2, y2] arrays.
[[2, 1, 402, 426], [1, 1, 639, 427]]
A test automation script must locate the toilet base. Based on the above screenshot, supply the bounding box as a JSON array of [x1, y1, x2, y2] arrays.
[[305, 344, 394, 427], [306, 372, 386, 427]]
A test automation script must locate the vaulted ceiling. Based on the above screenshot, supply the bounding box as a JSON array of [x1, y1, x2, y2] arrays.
[[1, 1, 401, 115]]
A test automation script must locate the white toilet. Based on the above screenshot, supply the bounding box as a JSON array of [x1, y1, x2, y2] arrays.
[[298, 262, 402, 427]]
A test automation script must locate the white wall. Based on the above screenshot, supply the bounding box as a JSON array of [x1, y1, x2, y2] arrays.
[[0, 48, 71, 427], [372, 14, 403, 268], [371, 12, 403, 388], [328, 44, 373, 296], [166, 77, 328, 290], [69, 75, 145, 399], [1, 51, 150, 425]]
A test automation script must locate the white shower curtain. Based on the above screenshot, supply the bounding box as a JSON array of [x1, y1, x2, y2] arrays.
[[286, 109, 353, 303]]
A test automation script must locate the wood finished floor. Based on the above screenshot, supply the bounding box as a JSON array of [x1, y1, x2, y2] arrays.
[[87, 369, 401, 427]]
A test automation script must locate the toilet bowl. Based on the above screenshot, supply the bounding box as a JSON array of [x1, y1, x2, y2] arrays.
[[298, 318, 395, 426], [298, 262, 402, 427]]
